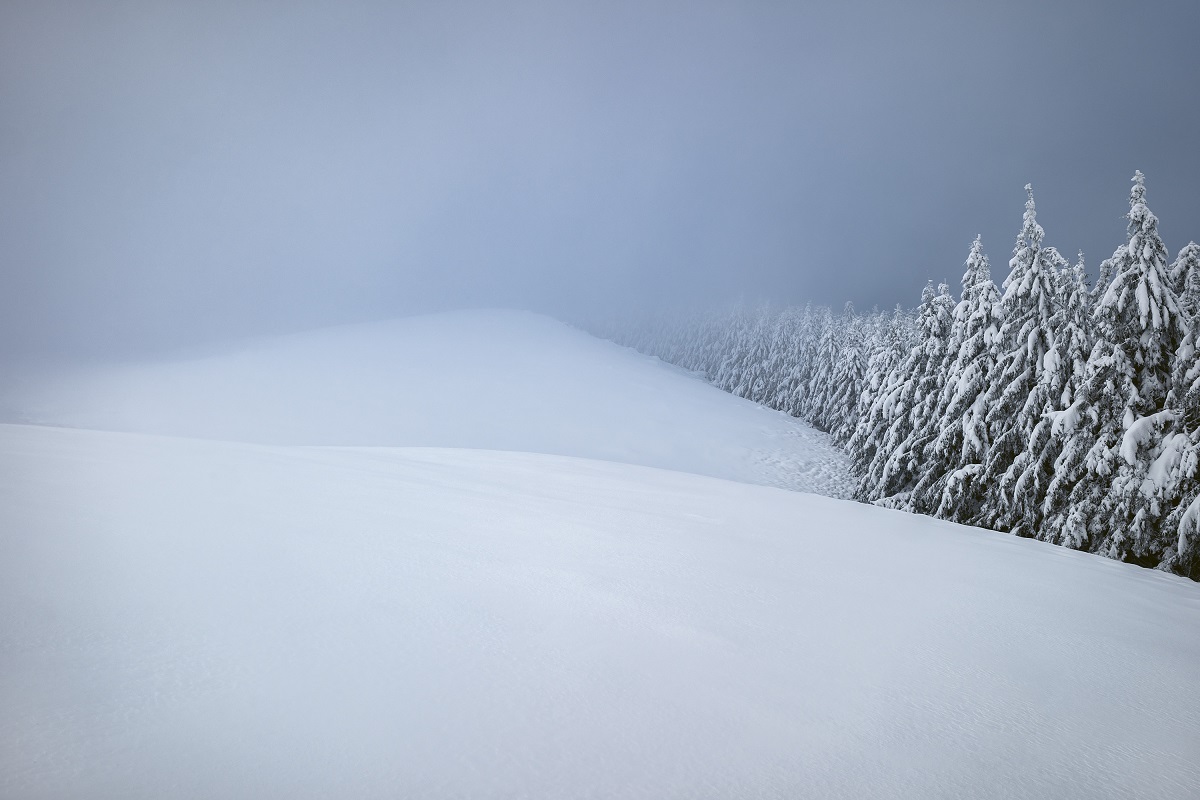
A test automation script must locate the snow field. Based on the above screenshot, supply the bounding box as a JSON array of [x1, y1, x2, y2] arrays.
[[3, 424, 1200, 799], [2, 309, 1199, 797]]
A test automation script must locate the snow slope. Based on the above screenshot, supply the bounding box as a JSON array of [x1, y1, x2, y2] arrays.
[[0, 310, 850, 496], [3, 423, 1199, 799]]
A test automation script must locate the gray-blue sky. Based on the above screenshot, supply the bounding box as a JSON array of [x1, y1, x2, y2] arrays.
[[2, 0, 1199, 359]]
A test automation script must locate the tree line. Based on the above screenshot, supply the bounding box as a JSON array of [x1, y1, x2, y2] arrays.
[[594, 172, 1200, 579]]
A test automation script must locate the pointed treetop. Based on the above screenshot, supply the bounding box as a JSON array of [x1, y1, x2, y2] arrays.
[[1063, 252, 1090, 310], [1171, 241, 1200, 317], [1173, 242, 1200, 279], [1176, 241, 1200, 259], [962, 236, 991, 289], [1015, 183, 1044, 253], [1130, 171, 1147, 203], [1094, 251, 1117, 299], [1003, 183, 1050, 305], [1099, 169, 1179, 340], [1127, 170, 1157, 236]]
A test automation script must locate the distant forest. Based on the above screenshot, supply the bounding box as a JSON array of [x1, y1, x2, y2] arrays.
[[596, 172, 1200, 580]]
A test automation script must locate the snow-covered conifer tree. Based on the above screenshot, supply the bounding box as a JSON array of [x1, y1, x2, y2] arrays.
[[1013, 252, 1094, 541], [912, 237, 1001, 519], [804, 306, 842, 431], [1160, 338, 1200, 578], [760, 307, 793, 410], [988, 244, 1073, 535], [712, 303, 755, 396], [858, 282, 954, 506], [1169, 241, 1200, 328], [1092, 253, 1115, 306], [848, 306, 915, 485], [731, 304, 776, 404], [775, 304, 819, 417], [827, 303, 868, 443], [976, 185, 1061, 530], [1046, 172, 1184, 562], [1091, 172, 1186, 563]]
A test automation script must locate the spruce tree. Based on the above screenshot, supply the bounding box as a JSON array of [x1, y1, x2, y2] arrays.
[[1047, 172, 1184, 563], [733, 304, 776, 404], [990, 244, 1073, 535], [1169, 241, 1200, 333], [1093, 172, 1186, 564], [858, 282, 954, 506], [768, 306, 804, 414], [976, 185, 1061, 530], [1162, 340, 1200, 578], [827, 303, 868, 443], [1019, 253, 1094, 542], [917, 237, 1001, 520], [804, 306, 840, 429], [849, 306, 915, 488]]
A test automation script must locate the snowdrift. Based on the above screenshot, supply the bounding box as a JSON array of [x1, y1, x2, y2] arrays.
[[2, 423, 1198, 799]]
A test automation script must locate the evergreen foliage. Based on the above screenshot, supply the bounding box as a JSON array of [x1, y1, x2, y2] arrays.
[[592, 172, 1200, 579], [977, 187, 1062, 533], [916, 236, 1001, 521]]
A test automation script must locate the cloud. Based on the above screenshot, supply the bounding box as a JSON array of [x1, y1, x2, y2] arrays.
[[2, 0, 1199, 359]]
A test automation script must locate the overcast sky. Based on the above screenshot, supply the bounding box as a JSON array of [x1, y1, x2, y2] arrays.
[[3, 0, 1199, 359]]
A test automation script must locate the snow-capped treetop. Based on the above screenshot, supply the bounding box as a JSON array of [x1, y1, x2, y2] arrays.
[[1000, 184, 1058, 326], [919, 281, 956, 345], [1170, 241, 1200, 324], [990, 184, 1060, 391], [1004, 187, 1044, 283], [1093, 251, 1116, 305], [960, 236, 994, 314], [1092, 172, 1183, 414], [1066, 253, 1092, 329], [919, 279, 935, 308], [1046, 252, 1093, 408], [949, 236, 1002, 350], [1098, 171, 1178, 334]]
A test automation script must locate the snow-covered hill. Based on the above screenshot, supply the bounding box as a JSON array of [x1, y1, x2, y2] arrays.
[[3, 423, 1199, 799], [2, 311, 1199, 798], [0, 310, 849, 496]]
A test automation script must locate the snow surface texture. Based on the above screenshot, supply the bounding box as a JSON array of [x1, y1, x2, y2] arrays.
[[0, 310, 851, 498], [3, 423, 1199, 799]]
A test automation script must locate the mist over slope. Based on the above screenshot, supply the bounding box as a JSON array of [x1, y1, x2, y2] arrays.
[[0, 309, 848, 496], [3, 424, 1199, 799]]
